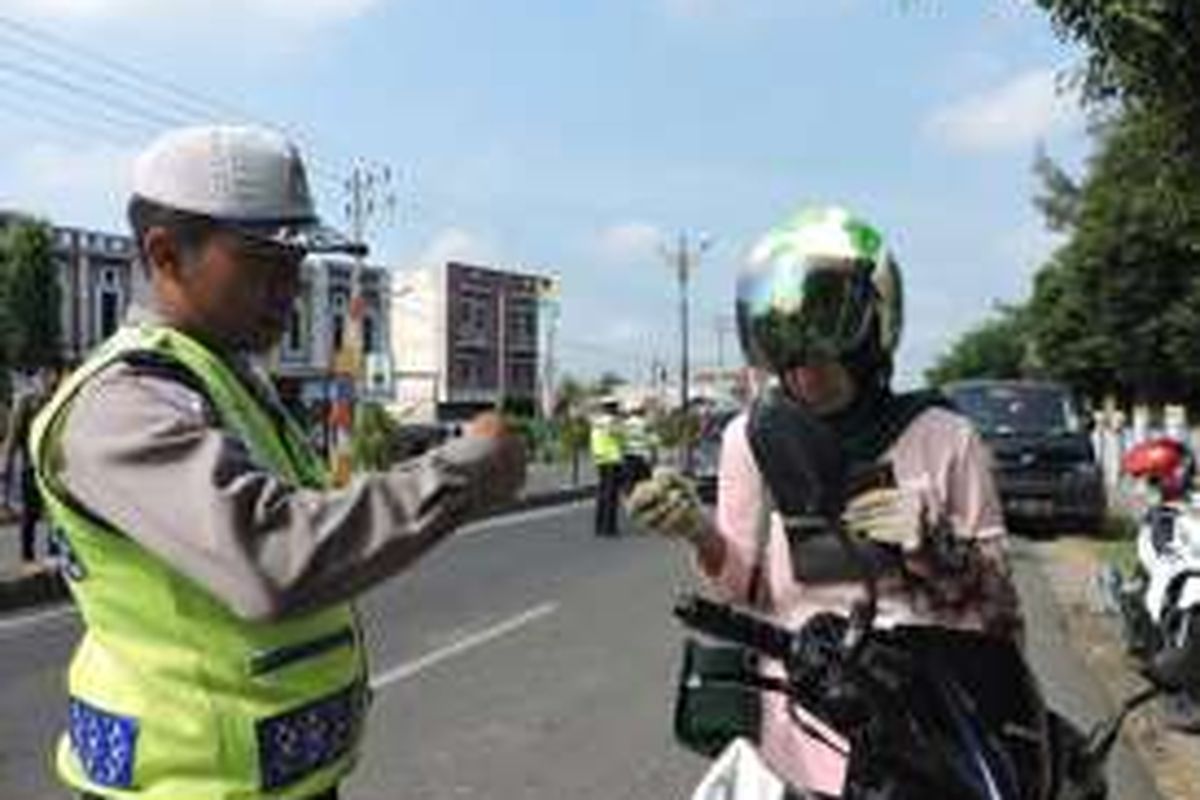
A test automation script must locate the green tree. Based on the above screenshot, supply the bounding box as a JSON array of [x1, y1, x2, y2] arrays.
[[0, 219, 61, 373], [1026, 107, 1200, 406], [552, 374, 588, 419], [592, 371, 626, 397], [1032, 146, 1082, 233], [925, 308, 1031, 387], [350, 402, 401, 471], [1034, 1, 1200, 118], [653, 408, 701, 451], [550, 374, 592, 483], [558, 415, 591, 485]]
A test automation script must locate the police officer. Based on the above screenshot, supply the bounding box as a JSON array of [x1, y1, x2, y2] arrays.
[[29, 126, 525, 800], [589, 397, 624, 536], [620, 403, 656, 494]]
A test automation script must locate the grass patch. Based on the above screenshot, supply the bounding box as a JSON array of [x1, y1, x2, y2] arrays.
[[1093, 511, 1139, 574]]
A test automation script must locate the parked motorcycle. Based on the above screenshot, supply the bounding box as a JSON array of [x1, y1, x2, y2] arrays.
[[1100, 436, 1200, 731]]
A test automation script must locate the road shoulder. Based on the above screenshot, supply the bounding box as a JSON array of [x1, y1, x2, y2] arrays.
[[1030, 535, 1200, 800]]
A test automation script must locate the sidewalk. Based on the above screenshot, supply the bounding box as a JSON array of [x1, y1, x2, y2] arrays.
[[1033, 536, 1200, 800], [0, 458, 597, 613]]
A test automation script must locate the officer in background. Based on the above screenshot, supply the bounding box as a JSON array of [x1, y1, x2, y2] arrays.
[[620, 402, 657, 494], [590, 397, 624, 537], [30, 125, 525, 800]]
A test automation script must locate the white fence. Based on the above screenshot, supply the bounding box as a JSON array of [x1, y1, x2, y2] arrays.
[[1091, 404, 1199, 506]]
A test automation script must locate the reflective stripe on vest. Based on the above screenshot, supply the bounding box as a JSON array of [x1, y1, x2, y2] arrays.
[[29, 323, 368, 800]]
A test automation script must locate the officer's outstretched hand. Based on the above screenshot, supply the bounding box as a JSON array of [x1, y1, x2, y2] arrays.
[[626, 467, 710, 543], [465, 412, 527, 504], [840, 486, 924, 552]]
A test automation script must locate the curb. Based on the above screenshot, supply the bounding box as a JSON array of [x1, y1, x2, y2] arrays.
[[0, 565, 66, 613], [0, 484, 597, 615], [1033, 537, 1200, 800]]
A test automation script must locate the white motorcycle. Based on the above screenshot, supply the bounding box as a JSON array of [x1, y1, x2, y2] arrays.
[[1101, 436, 1200, 732]]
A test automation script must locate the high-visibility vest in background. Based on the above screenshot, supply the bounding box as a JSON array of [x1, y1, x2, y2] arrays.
[[622, 414, 656, 460], [589, 413, 624, 466], [30, 323, 368, 800]]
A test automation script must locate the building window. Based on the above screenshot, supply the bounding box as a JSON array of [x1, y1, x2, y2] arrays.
[[98, 267, 122, 339], [331, 293, 347, 352], [362, 314, 377, 355], [333, 315, 345, 352], [285, 305, 304, 356]]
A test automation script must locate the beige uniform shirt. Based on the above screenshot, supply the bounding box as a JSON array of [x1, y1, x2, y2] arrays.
[[49, 308, 518, 622]]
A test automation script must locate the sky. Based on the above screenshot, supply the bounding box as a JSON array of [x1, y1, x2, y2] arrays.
[[0, 0, 1092, 387]]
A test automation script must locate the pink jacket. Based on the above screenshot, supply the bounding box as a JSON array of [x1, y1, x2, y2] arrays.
[[702, 407, 1011, 795]]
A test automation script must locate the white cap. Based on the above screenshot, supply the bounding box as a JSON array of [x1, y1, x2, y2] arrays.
[[132, 125, 364, 256]]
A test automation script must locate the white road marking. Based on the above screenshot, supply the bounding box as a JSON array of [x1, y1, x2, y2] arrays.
[[0, 501, 584, 636], [370, 602, 559, 690], [0, 604, 75, 635]]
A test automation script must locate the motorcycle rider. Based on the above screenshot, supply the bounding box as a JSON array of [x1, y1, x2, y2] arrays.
[[629, 206, 1028, 795]]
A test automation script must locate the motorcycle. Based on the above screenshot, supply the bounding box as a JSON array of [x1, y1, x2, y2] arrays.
[[678, 588, 1181, 800], [678, 388, 1188, 799], [1099, 436, 1200, 731]]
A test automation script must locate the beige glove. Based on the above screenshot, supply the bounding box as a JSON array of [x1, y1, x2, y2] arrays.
[[840, 486, 926, 552], [625, 467, 710, 543]]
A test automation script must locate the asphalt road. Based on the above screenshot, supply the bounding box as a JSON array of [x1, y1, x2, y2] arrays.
[[0, 502, 1162, 799]]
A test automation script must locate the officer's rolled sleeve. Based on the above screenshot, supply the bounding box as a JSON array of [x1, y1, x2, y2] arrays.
[[56, 364, 517, 621]]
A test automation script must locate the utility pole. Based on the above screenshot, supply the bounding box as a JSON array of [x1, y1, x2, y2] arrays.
[[330, 161, 396, 485], [496, 284, 507, 411], [714, 313, 736, 370], [538, 276, 561, 419], [659, 232, 712, 470]]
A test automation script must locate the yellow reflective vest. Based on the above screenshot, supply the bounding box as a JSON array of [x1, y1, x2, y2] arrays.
[[589, 413, 624, 466], [30, 323, 368, 800]]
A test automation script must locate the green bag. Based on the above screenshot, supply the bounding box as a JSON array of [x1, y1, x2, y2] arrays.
[[671, 473, 772, 757], [672, 637, 764, 756]]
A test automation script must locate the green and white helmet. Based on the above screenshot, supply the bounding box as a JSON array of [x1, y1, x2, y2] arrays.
[[736, 206, 903, 374]]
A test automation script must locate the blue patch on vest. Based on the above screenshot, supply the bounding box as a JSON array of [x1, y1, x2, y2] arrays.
[[257, 683, 364, 791], [69, 698, 138, 789]]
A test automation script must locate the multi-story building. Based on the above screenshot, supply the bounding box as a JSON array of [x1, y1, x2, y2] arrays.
[[0, 211, 147, 365], [0, 212, 392, 444], [273, 256, 392, 451], [391, 261, 549, 421]]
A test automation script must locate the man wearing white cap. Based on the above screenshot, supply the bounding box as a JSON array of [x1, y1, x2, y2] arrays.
[[28, 126, 526, 800]]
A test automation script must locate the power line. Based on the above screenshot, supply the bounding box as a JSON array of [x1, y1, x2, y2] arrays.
[[0, 58, 189, 131], [0, 24, 217, 126], [0, 13, 349, 188], [0, 13, 252, 122], [0, 77, 149, 145]]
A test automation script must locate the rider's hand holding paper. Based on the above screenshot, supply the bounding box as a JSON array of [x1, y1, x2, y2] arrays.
[[627, 468, 710, 543]]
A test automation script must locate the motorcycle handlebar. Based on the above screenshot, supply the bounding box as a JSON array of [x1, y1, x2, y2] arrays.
[[673, 593, 853, 678], [673, 594, 795, 661]]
